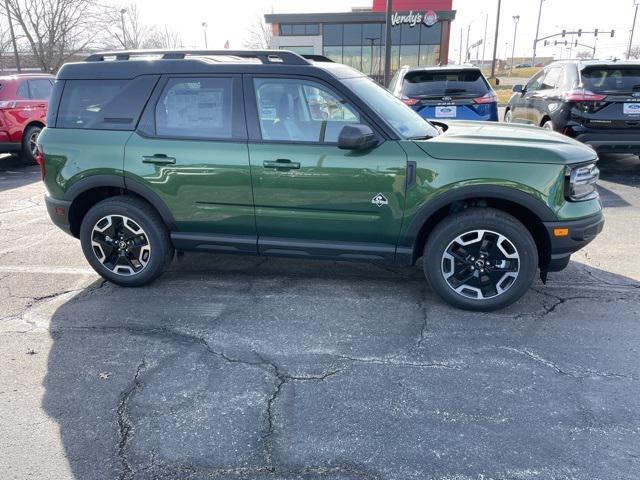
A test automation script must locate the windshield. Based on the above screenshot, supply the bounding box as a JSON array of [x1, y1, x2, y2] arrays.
[[343, 76, 440, 139], [582, 66, 640, 93], [402, 69, 490, 97]]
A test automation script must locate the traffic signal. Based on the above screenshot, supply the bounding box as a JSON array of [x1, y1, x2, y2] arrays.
[[577, 29, 582, 37], [544, 40, 549, 46], [611, 30, 615, 37], [594, 29, 598, 37], [575, 40, 578, 46], [562, 29, 566, 37]]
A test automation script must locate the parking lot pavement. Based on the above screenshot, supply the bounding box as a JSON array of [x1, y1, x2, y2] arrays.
[[1, 153, 639, 480]]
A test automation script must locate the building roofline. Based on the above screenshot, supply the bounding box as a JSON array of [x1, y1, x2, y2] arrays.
[[265, 10, 456, 24]]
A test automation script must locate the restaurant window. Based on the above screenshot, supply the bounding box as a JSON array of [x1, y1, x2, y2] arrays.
[[323, 24, 343, 46], [400, 23, 420, 44], [419, 45, 440, 66], [399, 45, 419, 68], [343, 24, 362, 45], [280, 23, 320, 36], [323, 46, 342, 63], [343, 45, 362, 70]]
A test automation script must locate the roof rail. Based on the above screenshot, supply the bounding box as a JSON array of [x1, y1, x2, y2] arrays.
[[84, 49, 310, 65]]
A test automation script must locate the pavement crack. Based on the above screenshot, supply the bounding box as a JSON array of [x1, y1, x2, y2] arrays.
[[416, 299, 429, 348], [116, 359, 147, 480], [333, 354, 459, 370], [500, 347, 638, 381]]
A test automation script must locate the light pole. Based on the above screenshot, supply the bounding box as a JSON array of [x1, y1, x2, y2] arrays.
[[465, 23, 471, 63], [459, 28, 463, 64], [532, 0, 545, 66], [119, 8, 127, 49], [510, 15, 520, 73], [628, 0, 640, 59], [482, 11, 488, 69], [490, 0, 502, 80], [365, 37, 378, 73], [202, 22, 208, 49], [383, 0, 392, 86]]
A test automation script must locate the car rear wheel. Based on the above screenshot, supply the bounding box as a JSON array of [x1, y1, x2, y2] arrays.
[[20, 125, 42, 164], [79, 196, 174, 286], [504, 109, 513, 123], [541, 119, 554, 131], [423, 208, 538, 311]]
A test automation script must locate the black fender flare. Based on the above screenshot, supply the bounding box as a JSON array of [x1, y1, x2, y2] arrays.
[[63, 174, 177, 230], [398, 184, 557, 252]]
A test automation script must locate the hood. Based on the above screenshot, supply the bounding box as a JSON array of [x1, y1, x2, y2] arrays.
[[416, 120, 597, 164]]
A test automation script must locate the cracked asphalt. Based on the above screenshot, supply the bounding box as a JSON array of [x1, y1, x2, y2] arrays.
[[1, 153, 639, 480]]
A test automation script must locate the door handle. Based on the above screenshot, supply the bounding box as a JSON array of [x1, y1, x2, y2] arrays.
[[263, 159, 300, 170], [142, 154, 176, 165]]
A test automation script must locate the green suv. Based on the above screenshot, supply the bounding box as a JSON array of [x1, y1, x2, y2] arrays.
[[39, 50, 604, 311]]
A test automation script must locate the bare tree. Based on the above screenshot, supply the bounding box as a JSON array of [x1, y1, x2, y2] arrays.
[[143, 25, 182, 50], [243, 15, 272, 49], [629, 45, 640, 60], [5, 0, 104, 72], [0, 18, 14, 71], [576, 50, 593, 60], [102, 4, 182, 50]]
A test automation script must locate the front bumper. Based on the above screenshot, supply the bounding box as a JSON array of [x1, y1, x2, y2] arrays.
[[45, 194, 73, 236], [543, 211, 604, 271]]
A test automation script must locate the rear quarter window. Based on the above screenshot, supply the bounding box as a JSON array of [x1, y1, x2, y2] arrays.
[[402, 69, 490, 97], [56, 76, 158, 130], [582, 67, 640, 93]]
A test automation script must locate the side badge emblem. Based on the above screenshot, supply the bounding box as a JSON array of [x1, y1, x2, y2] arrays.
[[371, 193, 389, 207]]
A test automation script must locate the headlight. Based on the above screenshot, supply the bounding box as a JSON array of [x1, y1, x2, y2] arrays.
[[565, 161, 599, 201]]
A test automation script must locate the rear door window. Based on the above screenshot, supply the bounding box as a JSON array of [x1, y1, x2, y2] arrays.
[[16, 81, 29, 99], [582, 67, 640, 93], [401, 69, 490, 97], [540, 67, 562, 90], [28, 79, 53, 100], [155, 77, 235, 140], [56, 76, 158, 130]]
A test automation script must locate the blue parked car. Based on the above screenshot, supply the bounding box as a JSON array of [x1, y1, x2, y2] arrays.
[[388, 65, 498, 122]]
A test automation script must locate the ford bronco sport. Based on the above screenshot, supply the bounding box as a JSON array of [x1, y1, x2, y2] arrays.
[[39, 50, 604, 311]]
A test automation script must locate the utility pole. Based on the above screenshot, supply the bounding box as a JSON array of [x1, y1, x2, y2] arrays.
[[510, 15, 520, 73], [365, 37, 377, 73], [465, 24, 471, 63], [202, 22, 208, 48], [459, 28, 463, 64], [384, 0, 392, 86], [532, 0, 545, 66], [119, 8, 127, 49], [490, 0, 501, 80], [5, 0, 21, 72], [628, 0, 639, 59]]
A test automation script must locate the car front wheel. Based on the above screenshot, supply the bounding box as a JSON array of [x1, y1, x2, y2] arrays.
[[504, 109, 513, 123], [423, 208, 538, 311], [79, 196, 174, 286]]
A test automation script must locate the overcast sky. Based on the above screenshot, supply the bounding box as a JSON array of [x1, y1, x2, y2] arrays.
[[132, 0, 637, 60]]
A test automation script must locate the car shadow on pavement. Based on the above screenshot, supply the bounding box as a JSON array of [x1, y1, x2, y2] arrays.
[[40, 254, 640, 480], [0, 155, 39, 192], [597, 154, 640, 190]]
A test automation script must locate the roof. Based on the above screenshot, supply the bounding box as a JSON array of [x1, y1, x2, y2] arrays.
[[265, 10, 456, 24], [399, 64, 479, 74], [547, 59, 640, 69], [56, 49, 365, 81]]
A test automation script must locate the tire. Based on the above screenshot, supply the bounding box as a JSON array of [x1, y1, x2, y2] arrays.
[[79, 196, 174, 287], [423, 208, 538, 311], [20, 124, 42, 165], [504, 109, 513, 123], [541, 119, 554, 131]]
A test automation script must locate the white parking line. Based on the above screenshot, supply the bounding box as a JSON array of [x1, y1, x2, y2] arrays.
[[0, 265, 95, 275]]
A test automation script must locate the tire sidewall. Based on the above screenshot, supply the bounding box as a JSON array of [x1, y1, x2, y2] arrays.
[[504, 109, 512, 123], [424, 210, 538, 311], [79, 198, 172, 286], [542, 120, 554, 131], [21, 125, 41, 164]]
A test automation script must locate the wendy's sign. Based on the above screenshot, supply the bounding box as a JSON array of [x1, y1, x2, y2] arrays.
[[391, 10, 439, 28]]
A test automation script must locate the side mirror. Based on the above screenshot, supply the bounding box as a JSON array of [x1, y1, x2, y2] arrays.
[[337, 124, 379, 150], [513, 84, 524, 93]]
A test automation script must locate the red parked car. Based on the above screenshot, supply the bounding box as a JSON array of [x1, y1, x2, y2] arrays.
[[0, 74, 54, 163]]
